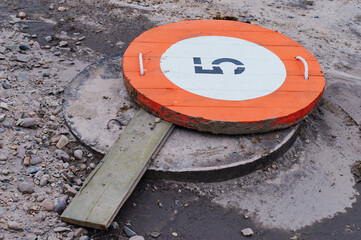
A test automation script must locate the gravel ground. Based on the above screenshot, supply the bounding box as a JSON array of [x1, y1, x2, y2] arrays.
[[0, 0, 360, 240]]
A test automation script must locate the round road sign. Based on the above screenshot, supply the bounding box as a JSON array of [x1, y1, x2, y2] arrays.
[[123, 20, 325, 134]]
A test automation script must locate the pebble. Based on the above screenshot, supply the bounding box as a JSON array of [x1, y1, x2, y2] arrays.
[[74, 149, 83, 159], [42, 199, 55, 211], [241, 228, 254, 237], [289, 236, 298, 240], [63, 184, 77, 196], [0, 102, 8, 110], [17, 182, 35, 194], [124, 226, 137, 237], [8, 221, 23, 230], [23, 156, 30, 166], [89, 162, 96, 169], [59, 41, 68, 47], [74, 228, 88, 238], [150, 231, 161, 238], [45, 36, 52, 42], [39, 177, 48, 186], [18, 118, 37, 128], [0, 155, 7, 161], [56, 135, 69, 149], [53, 197, 67, 213], [15, 55, 29, 63], [171, 232, 178, 237], [129, 236, 145, 240], [17, 12, 27, 19], [58, 7, 67, 12], [111, 221, 119, 230], [30, 156, 42, 165], [53, 227, 71, 232]]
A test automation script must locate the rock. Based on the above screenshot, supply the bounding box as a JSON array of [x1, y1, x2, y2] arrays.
[[37, 195, 45, 202], [18, 118, 37, 128], [27, 166, 40, 174], [45, 36, 52, 42], [0, 155, 7, 161], [42, 200, 54, 211], [241, 228, 254, 237], [7, 221, 23, 230], [59, 41, 68, 47], [23, 156, 30, 166], [0, 114, 5, 122], [79, 236, 89, 240], [111, 221, 119, 230], [30, 156, 42, 165], [89, 163, 96, 169], [54, 227, 71, 232], [124, 226, 137, 237], [54, 197, 67, 213], [0, 54, 5, 60], [63, 184, 77, 196], [17, 12, 27, 19], [289, 236, 298, 240], [17, 182, 35, 194], [15, 55, 29, 63], [25, 233, 37, 240], [0, 102, 8, 110], [56, 135, 69, 149], [2, 83, 11, 89], [74, 228, 88, 238], [129, 236, 145, 240], [58, 7, 67, 12], [39, 177, 48, 186], [171, 232, 178, 237], [74, 149, 83, 159], [150, 231, 161, 238], [17, 146, 26, 159], [79, 163, 86, 171]]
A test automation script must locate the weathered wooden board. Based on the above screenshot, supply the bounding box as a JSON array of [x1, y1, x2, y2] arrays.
[[60, 109, 174, 229]]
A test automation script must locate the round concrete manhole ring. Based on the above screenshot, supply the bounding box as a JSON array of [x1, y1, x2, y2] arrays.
[[63, 54, 299, 182]]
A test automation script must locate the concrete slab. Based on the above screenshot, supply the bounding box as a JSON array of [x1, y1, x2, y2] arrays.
[[63, 55, 298, 182]]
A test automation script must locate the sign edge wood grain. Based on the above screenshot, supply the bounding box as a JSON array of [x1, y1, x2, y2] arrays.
[[60, 109, 174, 229]]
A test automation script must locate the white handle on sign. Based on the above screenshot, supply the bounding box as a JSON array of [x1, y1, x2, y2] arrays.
[[295, 56, 309, 80], [139, 53, 144, 76]]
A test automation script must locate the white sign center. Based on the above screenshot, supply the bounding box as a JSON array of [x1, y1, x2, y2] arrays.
[[160, 36, 287, 101]]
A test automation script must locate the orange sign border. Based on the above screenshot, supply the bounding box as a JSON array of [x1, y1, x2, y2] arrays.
[[123, 20, 325, 134]]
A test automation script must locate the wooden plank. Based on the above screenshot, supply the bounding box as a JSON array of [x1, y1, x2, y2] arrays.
[[60, 109, 174, 229]]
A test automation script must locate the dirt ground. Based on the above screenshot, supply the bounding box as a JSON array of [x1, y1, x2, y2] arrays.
[[0, 0, 360, 240]]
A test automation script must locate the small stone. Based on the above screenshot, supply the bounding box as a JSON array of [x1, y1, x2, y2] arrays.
[[2, 83, 11, 89], [42, 199, 55, 211], [18, 118, 37, 128], [58, 6, 67, 12], [0, 114, 5, 122], [17, 12, 27, 19], [171, 232, 178, 237], [37, 195, 45, 202], [74, 228, 88, 238], [79, 236, 89, 240], [154, 118, 161, 123], [150, 231, 161, 238], [39, 177, 48, 186], [56, 135, 69, 149], [89, 163, 96, 169], [15, 55, 29, 63], [74, 149, 83, 159], [25, 233, 37, 240], [124, 226, 137, 237], [27, 166, 40, 174], [305, 139, 310, 144], [0, 155, 7, 161], [54, 197, 67, 213], [0, 102, 8, 110], [45, 36, 52, 42], [241, 228, 254, 237], [63, 184, 77, 196], [79, 163, 86, 171], [289, 236, 298, 240], [30, 156, 42, 165], [17, 182, 35, 194], [54, 227, 71, 232], [8, 221, 23, 230], [129, 236, 144, 240], [111, 221, 119, 230], [59, 41, 68, 47], [23, 156, 31, 166]]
